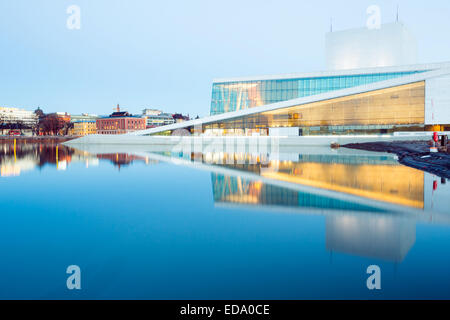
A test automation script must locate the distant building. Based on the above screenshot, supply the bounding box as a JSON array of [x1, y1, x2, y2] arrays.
[[142, 109, 175, 128], [0, 107, 38, 132], [96, 106, 146, 134], [71, 113, 98, 123], [69, 114, 98, 136], [72, 121, 97, 136], [142, 109, 163, 116], [325, 22, 417, 70], [46, 112, 71, 120]]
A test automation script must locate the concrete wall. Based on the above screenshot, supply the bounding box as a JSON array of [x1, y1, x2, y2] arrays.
[[65, 133, 433, 148], [425, 74, 450, 125]]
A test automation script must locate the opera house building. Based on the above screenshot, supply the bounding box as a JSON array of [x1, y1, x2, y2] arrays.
[[136, 62, 450, 137]]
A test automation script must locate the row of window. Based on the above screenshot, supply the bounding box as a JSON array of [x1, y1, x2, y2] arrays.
[[211, 71, 424, 115], [213, 72, 422, 91]]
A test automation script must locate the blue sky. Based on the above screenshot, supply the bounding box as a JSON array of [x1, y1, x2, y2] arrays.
[[1, 0, 449, 117]]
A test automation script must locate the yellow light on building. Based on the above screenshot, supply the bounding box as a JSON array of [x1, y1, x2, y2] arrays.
[[73, 121, 97, 136]]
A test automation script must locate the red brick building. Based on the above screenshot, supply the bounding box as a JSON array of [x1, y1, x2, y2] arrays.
[[96, 110, 146, 135]]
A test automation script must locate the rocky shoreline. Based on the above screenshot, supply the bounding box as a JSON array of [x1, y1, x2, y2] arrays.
[[343, 140, 450, 179]]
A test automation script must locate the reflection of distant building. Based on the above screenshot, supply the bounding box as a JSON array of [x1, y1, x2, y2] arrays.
[[96, 153, 153, 169], [326, 214, 416, 262], [0, 158, 37, 177], [0, 141, 75, 176], [56, 160, 67, 171]]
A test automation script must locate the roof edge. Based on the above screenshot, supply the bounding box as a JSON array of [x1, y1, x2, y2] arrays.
[[212, 61, 450, 83]]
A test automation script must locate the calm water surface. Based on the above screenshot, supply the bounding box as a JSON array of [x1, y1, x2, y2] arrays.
[[1, 140, 449, 299]]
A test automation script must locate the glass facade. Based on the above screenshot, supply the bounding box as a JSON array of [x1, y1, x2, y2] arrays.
[[204, 81, 425, 135], [211, 71, 425, 115]]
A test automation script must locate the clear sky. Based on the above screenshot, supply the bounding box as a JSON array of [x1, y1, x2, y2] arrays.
[[1, 0, 449, 117]]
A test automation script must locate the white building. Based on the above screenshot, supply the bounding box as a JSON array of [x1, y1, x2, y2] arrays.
[[325, 22, 417, 70], [142, 109, 175, 127], [0, 107, 38, 128], [131, 62, 450, 137]]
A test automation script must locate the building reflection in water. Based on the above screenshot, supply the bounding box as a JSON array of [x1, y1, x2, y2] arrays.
[[118, 147, 446, 263], [3, 142, 447, 263], [96, 153, 155, 170], [0, 140, 76, 176], [212, 174, 384, 213], [211, 171, 418, 262], [207, 152, 424, 209], [204, 152, 429, 263], [0, 141, 155, 177], [325, 214, 415, 263]]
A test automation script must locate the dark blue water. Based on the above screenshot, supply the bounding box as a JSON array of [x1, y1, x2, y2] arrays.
[[1, 142, 449, 299]]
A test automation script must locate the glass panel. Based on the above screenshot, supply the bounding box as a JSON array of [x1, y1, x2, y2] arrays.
[[205, 81, 425, 130], [210, 72, 426, 115]]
